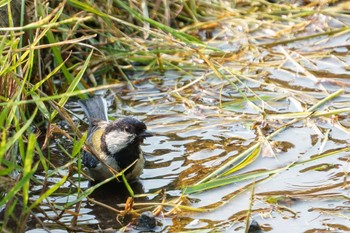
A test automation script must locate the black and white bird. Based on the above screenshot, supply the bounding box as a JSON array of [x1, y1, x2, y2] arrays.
[[78, 96, 152, 182]]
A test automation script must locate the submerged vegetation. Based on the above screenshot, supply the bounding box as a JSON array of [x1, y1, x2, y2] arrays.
[[1, 0, 350, 232]]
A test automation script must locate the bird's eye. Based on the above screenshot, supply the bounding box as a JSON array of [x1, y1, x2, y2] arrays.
[[124, 126, 131, 132]]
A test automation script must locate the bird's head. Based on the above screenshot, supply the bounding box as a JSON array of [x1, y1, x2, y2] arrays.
[[101, 117, 152, 156]]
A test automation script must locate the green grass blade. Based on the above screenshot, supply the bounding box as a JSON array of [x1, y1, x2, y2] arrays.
[[4, 108, 37, 152], [22, 134, 37, 208], [221, 144, 261, 177], [35, 141, 48, 172], [68, 0, 107, 17], [72, 132, 87, 158], [122, 174, 134, 198], [184, 164, 293, 195], [30, 92, 50, 119], [195, 143, 261, 185]]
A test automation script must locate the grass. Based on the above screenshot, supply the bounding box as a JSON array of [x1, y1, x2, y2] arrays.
[[1, 0, 350, 232]]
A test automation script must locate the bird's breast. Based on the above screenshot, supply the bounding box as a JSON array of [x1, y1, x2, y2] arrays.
[[87, 152, 145, 181]]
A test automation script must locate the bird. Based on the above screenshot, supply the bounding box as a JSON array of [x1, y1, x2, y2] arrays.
[[78, 96, 152, 182]]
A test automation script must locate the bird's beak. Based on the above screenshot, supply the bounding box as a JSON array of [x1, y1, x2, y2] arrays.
[[139, 131, 153, 138]]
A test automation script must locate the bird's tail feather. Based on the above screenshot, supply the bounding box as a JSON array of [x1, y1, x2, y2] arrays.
[[78, 96, 108, 123]]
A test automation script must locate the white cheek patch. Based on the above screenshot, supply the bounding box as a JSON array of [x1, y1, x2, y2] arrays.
[[105, 131, 135, 154]]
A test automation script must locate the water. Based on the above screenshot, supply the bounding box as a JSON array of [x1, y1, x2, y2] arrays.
[[28, 67, 350, 232], [27, 11, 350, 233]]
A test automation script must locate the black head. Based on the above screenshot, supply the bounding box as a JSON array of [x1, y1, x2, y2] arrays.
[[114, 117, 151, 139], [101, 117, 152, 156]]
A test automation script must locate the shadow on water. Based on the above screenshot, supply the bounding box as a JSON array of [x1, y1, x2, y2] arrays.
[[85, 180, 145, 230]]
